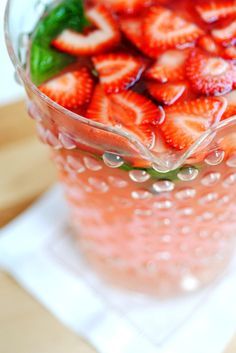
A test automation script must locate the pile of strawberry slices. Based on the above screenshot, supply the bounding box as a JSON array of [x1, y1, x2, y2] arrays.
[[39, 0, 236, 157]]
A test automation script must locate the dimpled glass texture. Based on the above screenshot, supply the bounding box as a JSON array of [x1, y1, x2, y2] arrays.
[[5, 0, 236, 297]]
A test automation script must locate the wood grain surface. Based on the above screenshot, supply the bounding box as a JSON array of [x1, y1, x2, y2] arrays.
[[0, 101, 235, 353]]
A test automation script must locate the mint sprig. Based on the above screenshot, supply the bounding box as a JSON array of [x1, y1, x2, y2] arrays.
[[30, 0, 88, 85]]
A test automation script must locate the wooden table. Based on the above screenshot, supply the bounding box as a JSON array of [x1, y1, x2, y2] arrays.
[[0, 101, 235, 353]]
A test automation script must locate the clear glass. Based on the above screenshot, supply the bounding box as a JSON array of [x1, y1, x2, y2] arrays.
[[5, 0, 236, 297]]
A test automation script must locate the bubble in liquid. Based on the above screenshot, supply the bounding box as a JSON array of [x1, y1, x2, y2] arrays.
[[160, 234, 172, 243], [201, 172, 221, 186], [129, 170, 151, 183], [177, 166, 199, 181], [102, 152, 124, 168], [84, 156, 102, 171], [155, 251, 171, 261], [153, 200, 173, 209], [181, 275, 200, 291], [175, 188, 196, 200], [226, 153, 236, 168], [181, 226, 191, 235], [67, 156, 85, 173], [131, 190, 152, 200], [152, 180, 175, 193], [205, 150, 225, 166], [58, 133, 76, 150], [46, 130, 62, 149], [88, 177, 109, 193], [134, 209, 153, 217], [223, 173, 236, 187], [178, 207, 194, 216], [108, 176, 128, 188], [199, 192, 218, 204]]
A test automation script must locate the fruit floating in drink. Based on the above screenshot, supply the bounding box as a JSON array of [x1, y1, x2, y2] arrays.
[[6, 0, 236, 296]]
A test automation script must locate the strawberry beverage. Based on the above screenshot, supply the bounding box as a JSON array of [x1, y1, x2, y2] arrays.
[[5, 0, 236, 296]]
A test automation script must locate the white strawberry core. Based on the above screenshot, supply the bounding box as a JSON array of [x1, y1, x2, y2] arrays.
[[47, 73, 77, 92], [196, 3, 236, 23], [158, 50, 187, 68], [203, 58, 229, 76], [56, 7, 116, 51], [96, 59, 139, 83], [150, 9, 199, 40], [212, 20, 236, 41]]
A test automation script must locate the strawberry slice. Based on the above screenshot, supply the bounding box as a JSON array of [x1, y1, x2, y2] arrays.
[[92, 53, 145, 93], [120, 17, 143, 50], [196, 1, 236, 23], [223, 46, 236, 60], [87, 86, 164, 147], [197, 35, 221, 55], [147, 82, 186, 105], [151, 130, 174, 154], [120, 17, 157, 57], [145, 50, 188, 83], [212, 20, 236, 47], [186, 49, 234, 96], [39, 68, 94, 109], [52, 5, 120, 56], [222, 90, 236, 119], [143, 6, 203, 55], [109, 90, 165, 128], [97, 0, 153, 14], [86, 85, 110, 124], [160, 97, 227, 150]]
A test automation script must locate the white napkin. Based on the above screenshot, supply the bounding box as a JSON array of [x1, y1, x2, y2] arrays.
[[0, 185, 236, 353]]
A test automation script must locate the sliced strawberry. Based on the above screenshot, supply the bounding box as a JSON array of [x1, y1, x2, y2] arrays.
[[212, 20, 236, 47], [223, 46, 236, 60], [222, 90, 236, 119], [143, 6, 203, 55], [110, 90, 165, 128], [86, 85, 110, 124], [151, 130, 174, 154], [145, 49, 188, 83], [160, 97, 227, 150], [197, 35, 221, 55], [186, 49, 234, 96], [39, 68, 94, 109], [87, 87, 165, 147], [120, 17, 143, 50], [97, 0, 153, 14], [52, 5, 120, 56], [92, 53, 145, 93], [196, 1, 236, 23], [218, 132, 236, 157], [120, 17, 156, 57], [147, 82, 186, 105]]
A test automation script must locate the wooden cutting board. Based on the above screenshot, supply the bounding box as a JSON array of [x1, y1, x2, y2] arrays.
[[0, 101, 235, 353]]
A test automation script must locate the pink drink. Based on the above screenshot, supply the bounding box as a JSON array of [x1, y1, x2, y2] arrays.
[[5, 0, 236, 296]]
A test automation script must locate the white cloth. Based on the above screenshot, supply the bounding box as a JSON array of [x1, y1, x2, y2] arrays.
[[0, 185, 236, 353]]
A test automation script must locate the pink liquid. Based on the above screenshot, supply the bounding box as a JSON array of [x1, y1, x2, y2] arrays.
[[27, 0, 236, 296]]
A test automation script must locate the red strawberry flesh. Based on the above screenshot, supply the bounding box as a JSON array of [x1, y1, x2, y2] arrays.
[[160, 97, 227, 150], [143, 6, 203, 55], [147, 82, 186, 105], [92, 53, 145, 93], [52, 5, 120, 56], [186, 49, 234, 96], [39, 68, 94, 109], [196, 0, 236, 23]]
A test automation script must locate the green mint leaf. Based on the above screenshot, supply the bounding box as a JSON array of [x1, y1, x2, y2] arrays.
[[30, 0, 88, 85], [30, 43, 75, 86]]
